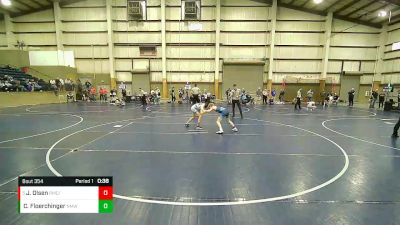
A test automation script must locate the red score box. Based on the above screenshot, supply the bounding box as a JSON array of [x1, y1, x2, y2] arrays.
[[99, 186, 113, 200]]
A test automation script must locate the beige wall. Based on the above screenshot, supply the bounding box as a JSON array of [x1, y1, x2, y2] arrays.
[[0, 92, 66, 108], [0, 0, 396, 97], [382, 22, 400, 84], [28, 66, 78, 81], [0, 50, 30, 67]]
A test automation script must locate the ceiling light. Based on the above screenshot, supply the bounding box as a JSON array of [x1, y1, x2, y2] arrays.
[[378, 10, 387, 17], [1, 0, 11, 6], [313, 0, 323, 4]]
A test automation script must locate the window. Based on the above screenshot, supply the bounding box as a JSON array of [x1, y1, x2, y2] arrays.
[[127, 0, 147, 20], [139, 46, 157, 56], [181, 0, 201, 20]]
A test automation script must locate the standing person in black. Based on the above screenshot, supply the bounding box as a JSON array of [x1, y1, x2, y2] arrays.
[[378, 92, 385, 109], [225, 88, 231, 104], [191, 84, 200, 104], [370, 89, 378, 108], [279, 89, 285, 102], [262, 89, 268, 105], [392, 118, 400, 138], [231, 84, 243, 119], [122, 88, 127, 102], [170, 87, 176, 103], [295, 88, 302, 110], [348, 88, 355, 107]]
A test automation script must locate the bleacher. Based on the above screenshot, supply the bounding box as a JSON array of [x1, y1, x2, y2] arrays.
[[0, 66, 50, 92]]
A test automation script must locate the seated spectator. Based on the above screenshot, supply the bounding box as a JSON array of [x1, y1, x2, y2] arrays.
[[332, 93, 340, 105], [306, 101, 317, 111], [110, 89, 117, 104], [241, 91, 254, 105], [67, 92, 75, 103], [85, 80, 92, 89]]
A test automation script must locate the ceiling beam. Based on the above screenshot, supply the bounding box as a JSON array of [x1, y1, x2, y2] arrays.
[[10, 0, 85, 17], [333, 0, 358, 13], [364, 4, 391, 21], [14, 0, 37, 11], [381, 0, 400, 7], [334, 13, 382, 28], [389, 12, 400, 23], [277, 1, 382, 28], [319, 0, 342, 11], [278, 2, 325, 16], [29, 0, 47, 7], [342, 0, 376, 17], [10, 4, 52, 17], [299, 0, 310, 8]]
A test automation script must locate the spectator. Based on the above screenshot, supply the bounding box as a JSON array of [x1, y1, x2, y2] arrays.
[[178, 88, 184, 103], [279, 89, 285, 102], [99, 88, 105, 102], [85, 80, 92, 89], [89, 86, 97, 102], [271, 88, 276, 102], [226, 88, 231, 104], [262, 89, 268, 105], [155, 87, 161, 104], [307, 89, 314, 102], [67, 92, 75, 103], [332, 93, 340, 106], [231, 84, 243, 119], [122, 88, 127, 101], [170, 87, 176, 103], [139, 88, 147, 105], [295, 88, 302, 110], [56, 79, 61, 91], [110, 89, 117, 104], [59, 78, 64, 91], [320, 90, 326, 106], [323, 93, 330, 108], [102, 88, 108, 102], [379, 92, 385, 109], [348, 88, 355, 107], [370, 89, 378, 109], [191, 84, 200, 104], [256, 87, 262, 102]]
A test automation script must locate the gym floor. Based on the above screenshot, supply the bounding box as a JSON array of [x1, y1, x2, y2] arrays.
[[0, 102, 400, 225]]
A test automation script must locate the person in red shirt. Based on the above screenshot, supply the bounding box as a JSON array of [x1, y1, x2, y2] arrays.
[[90, 86, 96, 102], [102, 88, 108, 102]]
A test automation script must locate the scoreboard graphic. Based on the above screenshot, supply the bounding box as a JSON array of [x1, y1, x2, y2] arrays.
[[18, 177, 113, 214]]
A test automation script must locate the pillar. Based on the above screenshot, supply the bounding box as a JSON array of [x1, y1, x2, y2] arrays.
[[161, 0, 168, 98], [320, 12, 333, 97], [214, 0, 221, 99], [267, 79, 273, 92], [53, 1, 63, 51], [106, 0, 116, 89], [267, 0, 277, 84], [4, 12, 14, 49], [374, 24, 388, 91]]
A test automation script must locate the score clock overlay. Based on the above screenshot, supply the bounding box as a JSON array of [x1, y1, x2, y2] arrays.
[[18, 177, 113, 214]]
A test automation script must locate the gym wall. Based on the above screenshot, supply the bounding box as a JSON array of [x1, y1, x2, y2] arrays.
[[0, 0, 397, 99], [383, 22, 400, 84]]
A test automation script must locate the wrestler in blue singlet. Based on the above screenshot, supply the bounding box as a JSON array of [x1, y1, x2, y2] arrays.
[[216, 106, 229, 118]]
